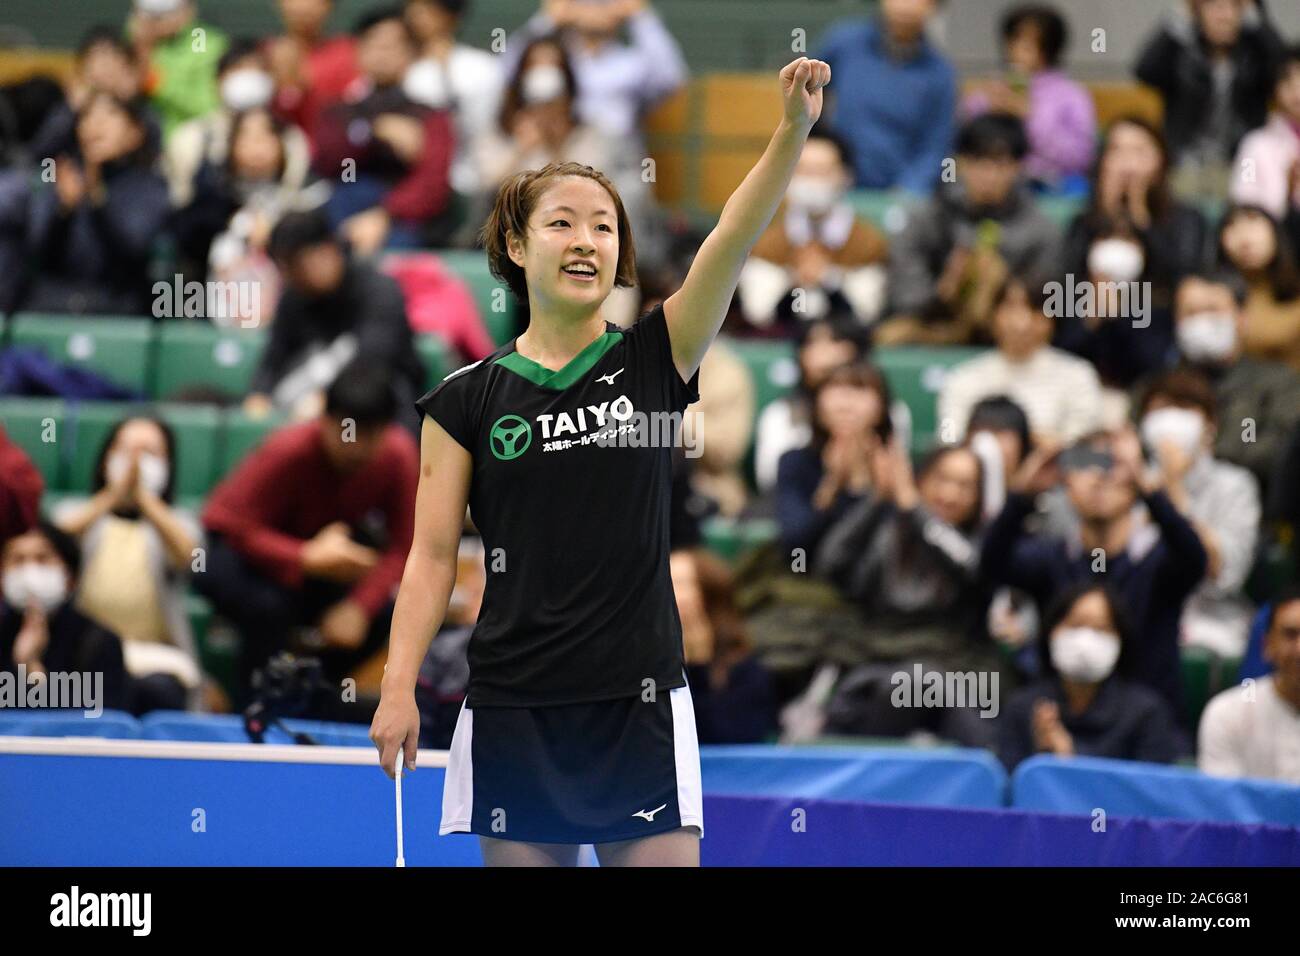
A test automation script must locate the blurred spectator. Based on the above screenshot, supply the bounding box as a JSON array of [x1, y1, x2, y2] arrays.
[[1150, 271, 1300, 490], [194, 358, 417, 704], [0, 427, 44, 549], [312, 7, 455, 253], [0, 78, 64, 167], [474, 35, 663, 266], [880, 113, 1060, 345], [1059, 116, 1210, 295], [173, 106, 316, 307], [502, 0, 687, 143], [126, 0, 229, 141], [1231, 45, 1300, 220], [246, 211, 425, 434], [753, 316, 871, 493], [1199, 586, 1300, 783], [981, 428, 1209, 720], [963, 3, 1095, 194], [1216, 203, 1300, 370], [1055, 220, 1176, 393], [1, 520, 129, 712], [684, 342, 754, 518], [816, 442, 1002, 748], [403, 0, 505, 200], [1134, 0, 1286, 199], [939, 277, 1102, 446], [815, 0, 956, 193], [965, 395, 1031, 520], [997, 581, 1185, 770], [165, 39, 310, 209], [28, 27, 159, 164], [1135, 369, 1259, 657], [736, 125, 888, 333], [0, 92, 169, 316], [674, 549, 778, 743], [776, 362, 892, 558], [268, 0, 360, 144], [52, 414, 205, 713]]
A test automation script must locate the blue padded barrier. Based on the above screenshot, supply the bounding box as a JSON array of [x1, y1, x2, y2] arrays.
[[1012, 754, 1300, 827], [140, 711, 373, 747], [0, 709, 142, 739], [700, 744, 1007, 808]]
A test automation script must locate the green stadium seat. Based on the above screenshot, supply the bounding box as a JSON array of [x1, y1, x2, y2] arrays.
[[433, 249, 518, 346], [62, 402, 220, 497], [702, 514, 779, 562], [847, 189, 917, 235], [1036, 195, 1084, 230], [416, 333, 454, 388], [154, 324, 266, 401], [724, 336, 798, 419], [875, 346, 988, 452], [9, 314, 154, 394], [1180, 647, 1244, 731], [219, 408, 287, 479], [1, 398, 67, 489]]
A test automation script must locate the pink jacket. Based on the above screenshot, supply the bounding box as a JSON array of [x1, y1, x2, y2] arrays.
[[1231, 114, 1300, 220]]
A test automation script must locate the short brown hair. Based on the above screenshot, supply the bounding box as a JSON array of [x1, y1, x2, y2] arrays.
[[1137, 367, 1217, 423], [479, 161, 638, 302]]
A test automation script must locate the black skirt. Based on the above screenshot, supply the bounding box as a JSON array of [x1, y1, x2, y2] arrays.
[[439, 683, 703, 844]]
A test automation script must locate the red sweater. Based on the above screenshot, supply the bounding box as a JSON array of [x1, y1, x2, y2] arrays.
[[201, 421, 418, 618], [269, 35, 360, 144], [0, 427, 44, 546]]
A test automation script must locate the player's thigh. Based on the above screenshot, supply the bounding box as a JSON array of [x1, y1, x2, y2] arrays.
[[478, 836, 581, 867], [593, 826, 700, 867]]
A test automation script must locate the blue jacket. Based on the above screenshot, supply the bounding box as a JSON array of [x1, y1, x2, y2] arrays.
[[815, 18, 957, 193]]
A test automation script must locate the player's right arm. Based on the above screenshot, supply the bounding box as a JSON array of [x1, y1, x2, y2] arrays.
[[370, 414, 473, 778]]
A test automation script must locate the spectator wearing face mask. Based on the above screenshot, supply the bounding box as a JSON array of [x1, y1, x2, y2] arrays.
[[51, 415, 206, 714], [815, 0, 956, 193], [963, 3, 1096, 195], [1054, 223, 1176, 393], [500, 0, 687, 145], [1060, 117, 1211, 300], [126, 0, 229, 141], [1135, 370, 1260, 658], [1216, 203, 1300, 371], [736, 126, 888, 334], [939, 277, 1102, 448], [312, 7, 456, 254], [1144, 272, 1300, 492], [27, 26, 161, 165], [982, 428, 1209, 722], [997, 581, 1185, 771], [266, 0, 360, 145], [815, 442, 1003, 749], [164, 39, 310, 210], [1135, 0, 1286, 199], [776, 362, 893, 558], [402, 0, 505, 201], [0, 91, 169, 316], [880, 112, 1060, 346], [1199, 587, 1300, 783], [1231, 46, 1300, 222], [0, 521, 129, 713]]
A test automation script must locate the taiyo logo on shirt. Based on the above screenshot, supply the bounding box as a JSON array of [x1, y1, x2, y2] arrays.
[[490, 397, 637, 460]]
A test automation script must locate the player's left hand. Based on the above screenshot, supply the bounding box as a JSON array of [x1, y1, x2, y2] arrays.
[[779, 57, 830, 129]]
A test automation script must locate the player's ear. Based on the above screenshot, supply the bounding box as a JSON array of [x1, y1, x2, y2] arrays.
[[506, 229, 527, 270]]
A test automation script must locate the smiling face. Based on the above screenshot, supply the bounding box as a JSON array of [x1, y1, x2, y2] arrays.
[[507, 175, 620, 313]]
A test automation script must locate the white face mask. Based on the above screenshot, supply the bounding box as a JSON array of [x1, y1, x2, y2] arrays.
[[1087, 238, 1145, 283], [221, 69, 275, 112], [1177, 311, 1238, 363], [1140, 407, 1206, 459], [520, 65, 567, 105], [786, 175, 842, 216], [107, 451, 170, 497], [403, 59, 450, 108], [3, 562, 68, 613], [1050, 626, 1121, 683]]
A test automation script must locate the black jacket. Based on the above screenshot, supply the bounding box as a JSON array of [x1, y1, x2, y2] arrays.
[[0, 600, 129, 712]]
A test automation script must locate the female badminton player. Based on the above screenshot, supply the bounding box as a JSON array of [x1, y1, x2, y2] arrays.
[[371, 56, 831, 866]]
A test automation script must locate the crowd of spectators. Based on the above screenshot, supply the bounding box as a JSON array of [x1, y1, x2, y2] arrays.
[[2, 0, 1299, 787]]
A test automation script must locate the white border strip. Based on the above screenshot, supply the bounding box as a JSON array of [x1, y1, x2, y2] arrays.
[[0, 735, 449, 768]]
